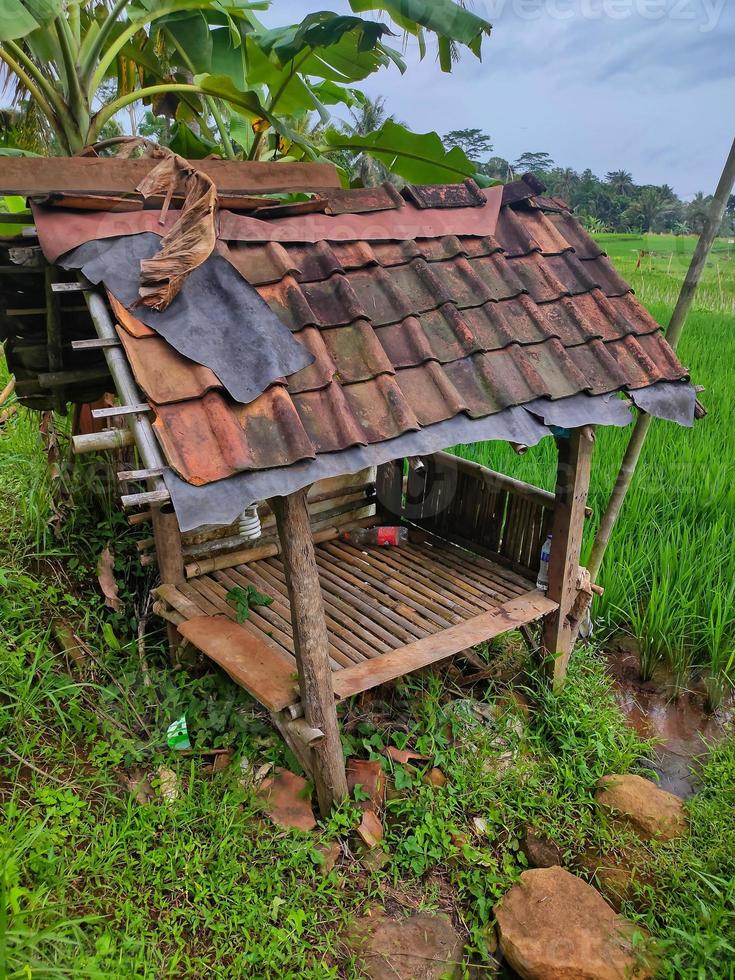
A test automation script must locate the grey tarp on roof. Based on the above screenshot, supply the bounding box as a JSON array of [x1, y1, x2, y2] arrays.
[[59, 233, 313, 405], [162, 392, 631, 531], [163, 382, 696, 531]]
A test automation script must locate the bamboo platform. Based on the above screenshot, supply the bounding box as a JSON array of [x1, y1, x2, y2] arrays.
[[154, 532, 557, 711]]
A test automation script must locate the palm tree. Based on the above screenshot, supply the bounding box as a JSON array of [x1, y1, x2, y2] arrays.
[[345, 96, 395, 186], [686, 192, 713, 236], [627, 187, 677, 233], [549, 167, 579, 201], [605, 170, 634, 196]]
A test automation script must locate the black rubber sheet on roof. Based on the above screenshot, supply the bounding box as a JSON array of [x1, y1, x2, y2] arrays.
[[59, 232, 313, 405]]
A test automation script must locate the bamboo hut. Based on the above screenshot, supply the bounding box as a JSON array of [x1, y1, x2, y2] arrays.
[[0, 155, 697, 813]]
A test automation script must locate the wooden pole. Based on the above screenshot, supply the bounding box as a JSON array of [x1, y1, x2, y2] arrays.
[[588, 135, 735, 582], [151, 503, 186, 663], [44, 264, 64, 414], [271, 488, 348, 816], [541, 427, 594, 688]]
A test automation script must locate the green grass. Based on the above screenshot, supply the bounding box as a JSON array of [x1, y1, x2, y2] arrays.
[[458, 233, 735, 695], [1, 233, 734, 976]]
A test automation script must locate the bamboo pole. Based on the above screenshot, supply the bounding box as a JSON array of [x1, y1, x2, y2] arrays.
[[588, 136, 735, 583]]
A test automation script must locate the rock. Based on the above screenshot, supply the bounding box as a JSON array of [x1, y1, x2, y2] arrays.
[[494, 867, 654, 979], [348, 912, 464, 979], [595, 774, 686, 842], [521, 828, 564, 869]]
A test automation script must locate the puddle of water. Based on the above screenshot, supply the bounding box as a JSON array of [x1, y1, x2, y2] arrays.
[[604, 641, 733, 798]]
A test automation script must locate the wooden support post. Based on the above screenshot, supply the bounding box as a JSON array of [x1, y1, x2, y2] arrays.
[[541, 428, 594, 688], [44, 264, 64, 414], [271, 488, 348, 816], [151, 503, 186, 663]]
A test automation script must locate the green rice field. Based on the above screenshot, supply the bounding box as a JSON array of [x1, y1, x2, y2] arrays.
[[459, 234, 735, 696]]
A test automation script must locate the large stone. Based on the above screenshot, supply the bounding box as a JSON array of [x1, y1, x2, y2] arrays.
[[595, 774, 686, 842], [494, 867, 654, 979], [348, 912, 464, 979]]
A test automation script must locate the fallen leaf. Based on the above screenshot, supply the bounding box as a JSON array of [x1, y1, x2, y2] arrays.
[[125, 767, 154, 805], [316, 842, 342, 875], [384, 746, 429, 765], [211, 749, 234, 773], [97, 547, 122, 613], [423, 767, 448, 788], [158, 766, 179, 803], [253, 762, 273, 786], [258, 768, 316, 832], [472, 816, 489, 836], [347, 758, 385, 809], [356, 809, 384, 849]]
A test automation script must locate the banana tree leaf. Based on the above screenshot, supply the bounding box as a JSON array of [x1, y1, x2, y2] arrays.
[[229, 113, 255, 154], [311, 80, 365, 108], [167, 122, 219, 158], [1, 192, 34, 237], [210, 25, 250, 88], [349, 0, 492, 51], [0, 0, 40, 40], [258, 13, 392, 66], [323, 121, 475, 184], [250, 22, 395, 83], [164, 12, 213, 72]]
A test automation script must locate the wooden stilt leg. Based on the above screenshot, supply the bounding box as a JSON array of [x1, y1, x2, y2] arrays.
[[271, 489, 348, 816], [541, 427, 594, 688], [151, 503, 186, 664]]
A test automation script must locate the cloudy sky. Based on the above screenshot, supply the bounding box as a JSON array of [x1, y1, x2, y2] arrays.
[[266, 0, 734, 200]]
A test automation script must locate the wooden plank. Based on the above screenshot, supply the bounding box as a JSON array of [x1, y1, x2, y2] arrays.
[[0, 158, 340, 196], [332, 592, 558, 700], [91, 402, 150, 418], [542, 429, 594, 687], [178, 615, 299, 712], [71, 337, 121, 350]]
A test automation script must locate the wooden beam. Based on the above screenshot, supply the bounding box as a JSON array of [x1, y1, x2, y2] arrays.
[[71, 337, 121, 351], [0, 158, 341, 196], [270, 488, 348, 816], [151, 503, 186, 665], [44, 265, 64, 413], [91, 402, 151, 419], [331, 592, 557, 700], [541, 428, 594, 688]]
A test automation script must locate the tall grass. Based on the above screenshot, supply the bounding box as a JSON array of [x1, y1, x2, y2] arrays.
[[460, 234, 735, 696]]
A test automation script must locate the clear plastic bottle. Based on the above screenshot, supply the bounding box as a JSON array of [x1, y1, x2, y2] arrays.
[[340, 526, 408, 547], [536, 533, 552, 591]]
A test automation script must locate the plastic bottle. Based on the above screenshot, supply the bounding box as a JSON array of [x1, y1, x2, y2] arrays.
[[536, 533, 552, 591], [340, 526, 408, 547]]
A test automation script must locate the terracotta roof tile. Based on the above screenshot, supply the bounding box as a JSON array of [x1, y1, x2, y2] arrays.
[[99, 194, 688, 487]]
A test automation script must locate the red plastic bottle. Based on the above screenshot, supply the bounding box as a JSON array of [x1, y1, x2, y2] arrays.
[[340, 526, 408, 547]]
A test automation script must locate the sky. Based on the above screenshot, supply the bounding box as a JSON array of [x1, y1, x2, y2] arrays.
[[265, 0, 735, 200]]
